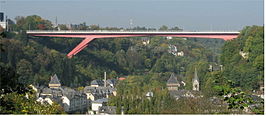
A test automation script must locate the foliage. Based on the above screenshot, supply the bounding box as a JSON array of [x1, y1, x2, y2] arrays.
[[15, 15, 53, 31], [220, 26, 263, 90], [208, 26, 264, 114], [0, 92, 65, 114], [0, 63, 65, 114], [108, 74, 175, 114], [108, 74, 236, 114]]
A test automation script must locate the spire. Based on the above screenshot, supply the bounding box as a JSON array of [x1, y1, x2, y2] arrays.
[[194, 68, 198, 81], [49, 74, 60, 84], [167, 73, 179, 84], [192, 68, 200, 91]]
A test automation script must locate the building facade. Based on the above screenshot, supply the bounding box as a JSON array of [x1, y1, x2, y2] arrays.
[[36, 74, 89, 113]]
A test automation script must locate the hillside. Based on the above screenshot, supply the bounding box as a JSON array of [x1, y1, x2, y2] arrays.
[[1, 31, 223, 88]]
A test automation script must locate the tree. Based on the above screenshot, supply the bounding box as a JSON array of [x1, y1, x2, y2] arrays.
[[170, 26, 183, 31], [58, 24, 69, 30], [0, 63, 65, 114], [89, 24, 100, 30], [15, 15, 53, 31], [16, 59, 33, 85], [159, 25, 168, 31]]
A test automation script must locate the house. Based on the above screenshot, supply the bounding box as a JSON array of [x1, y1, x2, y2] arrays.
[[83, 86, 117, 101], [146, 91, 154, 100], [239, 50, 249, 59], [167, 73, 181, 91], [90, 98, 108, 114], [208, 64, 222, 72], [168, 45, 178, 56], [61, 88, 88, 113], [168, 45, 184, 56], [177, 51, 184, 56], [142, 38, 150, 45], [166, 36, 173, 40], [36, 97, 53, 105]]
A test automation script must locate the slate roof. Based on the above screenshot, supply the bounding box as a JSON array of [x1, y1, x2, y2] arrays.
[[41, 88, 52, 94], [84, 86, 116, 95], [167, 73, 179, 84], [93, 98, 108, 104], [40, 88, 63, 98], [49, 74, 61, 85], [91, 80, 104, 86]]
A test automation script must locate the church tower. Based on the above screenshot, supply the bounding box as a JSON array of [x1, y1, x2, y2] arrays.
[[167, 73, 180, 91], [192, 68, 199, 91], [49, 74, 61, 89]]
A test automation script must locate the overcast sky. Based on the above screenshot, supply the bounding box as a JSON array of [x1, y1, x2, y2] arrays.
[[2, 0, 264, 31]]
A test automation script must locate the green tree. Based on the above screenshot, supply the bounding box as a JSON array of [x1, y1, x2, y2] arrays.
[[159, 25, 168, 31]]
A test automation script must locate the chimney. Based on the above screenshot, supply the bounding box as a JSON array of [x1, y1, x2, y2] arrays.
[[104, 72, 107, 87]]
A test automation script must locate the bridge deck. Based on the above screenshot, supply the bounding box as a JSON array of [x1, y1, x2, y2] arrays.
[[27, 30, 240, 35]]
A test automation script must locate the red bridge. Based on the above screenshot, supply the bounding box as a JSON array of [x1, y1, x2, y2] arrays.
[[27, 30, 240, 58]]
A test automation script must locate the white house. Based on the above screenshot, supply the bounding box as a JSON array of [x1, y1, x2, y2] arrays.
[[177, 51, 184, 56], [36, 97, 54, 105], [90, 98, 108, 114], [142, 40, 150, 45], [166, 36, 173, 40], [61, 96, 70, 112], [239, 50, 249, 59]]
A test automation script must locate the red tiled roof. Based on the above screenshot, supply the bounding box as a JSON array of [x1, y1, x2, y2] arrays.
[[118, 77, 126, 80]]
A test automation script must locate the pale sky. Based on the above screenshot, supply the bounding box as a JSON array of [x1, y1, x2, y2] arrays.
[[2, 0, 264, 31]]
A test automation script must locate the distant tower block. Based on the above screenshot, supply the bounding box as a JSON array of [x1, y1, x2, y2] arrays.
[[192, 68, 200, 91], [0, 12, 6, 29]]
